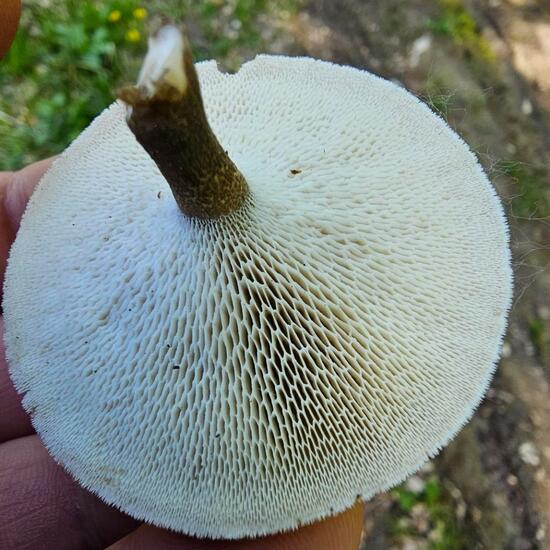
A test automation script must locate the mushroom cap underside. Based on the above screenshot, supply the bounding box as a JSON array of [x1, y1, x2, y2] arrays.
[[4, 55, 512, 538]]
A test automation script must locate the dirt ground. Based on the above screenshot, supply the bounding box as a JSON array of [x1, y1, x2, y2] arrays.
[[258, 0, 550, 548]]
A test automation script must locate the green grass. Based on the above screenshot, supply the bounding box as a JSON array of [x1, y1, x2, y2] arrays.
[[422, 87, 456, 120], [494, 159, 549, 219], [0, 0, 294, 170], [391, 478, 465, 549], [0, 0, 148, 169], [428, 0, 495, 63], [529, 317, 550, 362], [530, 318, 544, 351]]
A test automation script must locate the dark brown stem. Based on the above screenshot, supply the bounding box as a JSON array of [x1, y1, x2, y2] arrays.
[[117, 26, 249, 219]]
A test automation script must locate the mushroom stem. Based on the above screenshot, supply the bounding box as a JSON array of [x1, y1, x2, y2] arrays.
[[117, 26, 249, 219]]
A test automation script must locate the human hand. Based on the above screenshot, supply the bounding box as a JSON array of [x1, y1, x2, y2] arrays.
[[0, 159, 364, 549], [0, 0, 20, 59]]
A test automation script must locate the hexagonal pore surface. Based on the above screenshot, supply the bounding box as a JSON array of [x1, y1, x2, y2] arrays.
[[4, 56, 512, 538]]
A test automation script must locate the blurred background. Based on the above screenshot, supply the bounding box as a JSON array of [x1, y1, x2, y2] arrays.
[[1, 0, 549, 548]]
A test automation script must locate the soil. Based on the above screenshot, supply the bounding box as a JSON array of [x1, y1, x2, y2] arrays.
[[269, 0, 550, 548]]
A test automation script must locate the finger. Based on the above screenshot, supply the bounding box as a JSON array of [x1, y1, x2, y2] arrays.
[[0, 0, 20, 59], [0, 157, 55, 293], [0, 171, 15, 296], [107, 502, 364, 550], [0, 435, 139, 550], [3, 157, 56, 232], [0, 159, 56, 443], [0, 318, 33, 442]]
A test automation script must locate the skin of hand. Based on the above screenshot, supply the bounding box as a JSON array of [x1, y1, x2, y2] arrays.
[[0, 0, 21, 59], [0, 159, 364, 549]]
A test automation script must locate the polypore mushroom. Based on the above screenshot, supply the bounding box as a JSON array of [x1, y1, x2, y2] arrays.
[[4, 25, 512, 539]]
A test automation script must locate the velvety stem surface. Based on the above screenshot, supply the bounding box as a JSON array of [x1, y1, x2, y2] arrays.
[[117, 26, 249, 219]]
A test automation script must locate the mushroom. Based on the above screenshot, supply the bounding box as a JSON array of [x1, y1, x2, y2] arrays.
[[3, 26, 512, 539]]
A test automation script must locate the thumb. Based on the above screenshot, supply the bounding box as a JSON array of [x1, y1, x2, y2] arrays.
[[0, 0, 21, 59], [0, 158, 56, 294], [108, 502, 365, 550], [2, 157, 56, 233]]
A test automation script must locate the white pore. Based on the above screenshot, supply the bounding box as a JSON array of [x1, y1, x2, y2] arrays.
[[4, 56, 512, 539]]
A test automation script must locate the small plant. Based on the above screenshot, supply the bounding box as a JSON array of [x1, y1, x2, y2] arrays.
[[494, 159, 549, 219], [0, 0, 150, 169], [529, 317, 550, 363], [198, 0, 266, 58], [530, 318, 544, 351], [423, 88, 456, 120], [428, 0, 495, 63], [391, 477, 466, 549]]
